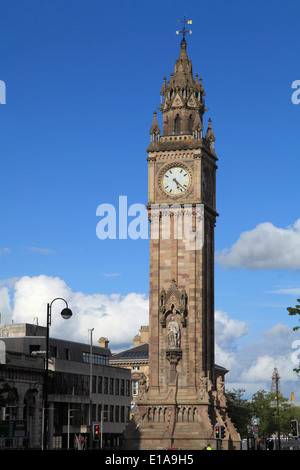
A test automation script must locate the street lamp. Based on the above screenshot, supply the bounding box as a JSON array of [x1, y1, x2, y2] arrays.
[[67, 406, 77, 450], [100, 410, 109, 450], [43, 297, 72, 450], [89, 328, 94, 450]]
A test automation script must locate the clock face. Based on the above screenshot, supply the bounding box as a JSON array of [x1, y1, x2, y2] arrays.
[[162, 166, 191, 196]]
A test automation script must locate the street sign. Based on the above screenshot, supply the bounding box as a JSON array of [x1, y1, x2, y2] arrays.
[[252, 417, 260, 426], [0, 420, 27, 438]]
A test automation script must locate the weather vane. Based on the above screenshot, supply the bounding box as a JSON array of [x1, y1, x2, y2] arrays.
[[176, 14, 192, 40]]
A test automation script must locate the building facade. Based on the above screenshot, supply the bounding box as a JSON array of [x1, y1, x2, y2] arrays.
[[110, 326, 149, 402], [123, 32, 240, 450], [0, 323, 131, 449]]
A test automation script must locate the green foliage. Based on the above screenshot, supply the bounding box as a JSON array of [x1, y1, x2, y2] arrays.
[[225, 388, 300, 438], [225, 388, 252, 438], [287, 298, 300, 372], [287, 298, 300, 331]]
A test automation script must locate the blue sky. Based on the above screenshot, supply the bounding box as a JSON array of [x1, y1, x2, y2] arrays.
[[1, 0, 300, 400]]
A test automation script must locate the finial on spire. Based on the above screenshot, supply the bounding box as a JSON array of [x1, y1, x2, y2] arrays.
[[176, 14, 192, 43]]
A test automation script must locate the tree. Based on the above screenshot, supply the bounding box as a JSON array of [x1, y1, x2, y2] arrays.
[[287, 298, 300, 373], [225, 388, 252, 438], [251, 390, 299, 437], [226, 388, 300, 440], [251, 390, 277, 436], [287, 298, 300, 328]]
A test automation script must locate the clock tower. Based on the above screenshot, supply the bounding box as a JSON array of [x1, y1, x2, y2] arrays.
[[123, 29, 240, 450]]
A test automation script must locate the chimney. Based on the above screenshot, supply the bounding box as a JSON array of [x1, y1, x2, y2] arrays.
[[98, 337, 109, 349], [140, 326, 149, 344], [133, 334, 141, 347]]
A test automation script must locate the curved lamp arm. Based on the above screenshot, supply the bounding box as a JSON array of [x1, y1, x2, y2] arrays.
[[47, 298, 72, 326]]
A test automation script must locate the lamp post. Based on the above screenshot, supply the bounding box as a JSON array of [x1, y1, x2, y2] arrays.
[[67, 405, 77, 450], [89, 328, 94, 450], [100, 410, 108, 450], [276, 373, 281, 451], [43, 297, 72, 450]]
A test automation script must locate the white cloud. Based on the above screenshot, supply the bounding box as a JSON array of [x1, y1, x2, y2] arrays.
[[218, 321, 300, 399], [101, 273, 121, 277], [0, 286, 13, 322], [27, 247, 56, 255], [8, 275, 149, 350], [267, 287, 300, 296], [215, 310, 249, 350], [216, 218, 300, 270]]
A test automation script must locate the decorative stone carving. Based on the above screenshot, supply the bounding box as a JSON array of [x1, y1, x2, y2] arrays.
[[166, 348, 182, 366], [197, 371, 210, 402], [137, 373, 148, 402], [160, 279, 188, 327], [216, 375, 225, 394]]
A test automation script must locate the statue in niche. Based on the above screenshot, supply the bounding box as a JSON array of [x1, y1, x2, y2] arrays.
[[168, 317, 181, 348], [216, 376, 225, 394]]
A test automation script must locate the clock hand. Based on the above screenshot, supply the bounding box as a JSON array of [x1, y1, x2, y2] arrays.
[[173, 178, 185, 190]]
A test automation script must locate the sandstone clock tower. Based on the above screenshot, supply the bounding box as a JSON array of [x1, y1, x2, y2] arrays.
[[123, 26, 240, 450]]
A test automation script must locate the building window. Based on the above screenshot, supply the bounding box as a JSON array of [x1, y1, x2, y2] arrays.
[[120, 379, 125, 396], [126, 380, 130, 396], [82, 375, 89, 396], [92, 375, 96, 393], [64, 348, 70, 360], [29, 345, 40, 355], [132, 380, 139, 396], [50, 346, 57, 358], [104, 377, 108, 394], [132, 366, 139, 370], [115, 406, 119, 423], [110, 378, 114, 395], [110, 405, 114, 422], [174, 114, 181, 134], [104, 405, 108, 422], [115, 378, 119, 395], [98, 376, 102, 394], [188, 114, 193, 133], [82, 352, 109, 365], [120, 406, 125, 423]]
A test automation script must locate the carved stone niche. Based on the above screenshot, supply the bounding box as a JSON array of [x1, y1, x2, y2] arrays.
[[159, 279, 188, 328]]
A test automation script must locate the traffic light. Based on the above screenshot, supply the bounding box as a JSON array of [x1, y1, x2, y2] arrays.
[[214, 424, 226, 439], [214, 425, 220, 439], [93, 423, 100, 441], [291, 419, 298, 437]]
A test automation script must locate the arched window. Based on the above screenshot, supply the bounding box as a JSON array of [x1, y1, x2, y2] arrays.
[[188, 115, 193, 133], [174, 114, 181, 134]]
